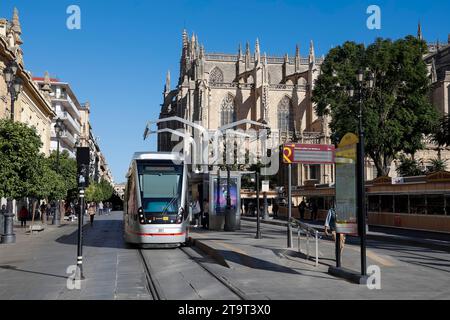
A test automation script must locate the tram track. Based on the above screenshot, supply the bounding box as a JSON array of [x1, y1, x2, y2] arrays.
[[179, 245, 248, 300], [138, 245, 248, 300], [138, 249, 166, 300]]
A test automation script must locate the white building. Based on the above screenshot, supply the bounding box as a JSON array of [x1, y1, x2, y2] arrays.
[[34, 74, 83, 158]]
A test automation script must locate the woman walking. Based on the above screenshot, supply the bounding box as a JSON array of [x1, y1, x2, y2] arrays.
[[88, 202, 96, 227]]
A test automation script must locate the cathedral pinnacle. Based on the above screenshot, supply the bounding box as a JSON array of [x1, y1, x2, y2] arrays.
[[42, 71, 52, 94]]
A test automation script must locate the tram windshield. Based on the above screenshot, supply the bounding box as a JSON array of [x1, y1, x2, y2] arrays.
[[138, 163, 183, 214]]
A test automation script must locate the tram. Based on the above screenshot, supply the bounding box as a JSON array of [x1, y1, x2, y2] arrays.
[[123, 152, 189, 247]]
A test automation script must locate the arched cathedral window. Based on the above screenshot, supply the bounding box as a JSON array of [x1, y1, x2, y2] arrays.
[[278, 96, 294, 133], [209, 67, 224, 85], [220, 93, 236, 126]]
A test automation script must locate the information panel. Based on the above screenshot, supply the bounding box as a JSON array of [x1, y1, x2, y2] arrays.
[[335, 133, 358, 235], [283, 144, 335, 164]]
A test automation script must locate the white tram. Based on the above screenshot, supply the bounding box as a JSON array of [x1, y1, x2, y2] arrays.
[[123, 152, 189, 247]]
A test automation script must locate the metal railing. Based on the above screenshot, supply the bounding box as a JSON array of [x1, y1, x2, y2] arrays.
[[289, 217, 320, 267]]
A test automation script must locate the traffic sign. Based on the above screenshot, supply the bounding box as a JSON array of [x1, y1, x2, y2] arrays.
[[283, 144, 335, 164]]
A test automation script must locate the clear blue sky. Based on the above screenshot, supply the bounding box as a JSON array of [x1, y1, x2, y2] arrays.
[[1, 0, 449, 182]]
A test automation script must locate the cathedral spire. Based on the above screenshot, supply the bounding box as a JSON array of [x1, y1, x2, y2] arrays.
[[309, 40, 315, 65], [190, 33, 196, 59], [182, 29, 188, 48], [417, 21, 423, 41], [245, 41, 251, 70], [295, 44, 300, 72], [165, 70, 171, 94], [255, 38, 261, 65], [238, 43, 242, 60]]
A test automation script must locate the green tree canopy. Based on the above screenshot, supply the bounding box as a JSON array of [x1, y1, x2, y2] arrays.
[[0, 119, 43, 199], [313, 36, 438, 177], [85, 179, 114, 203]]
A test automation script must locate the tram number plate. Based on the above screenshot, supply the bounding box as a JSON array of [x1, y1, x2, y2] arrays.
[[163, 217, 169, 221]]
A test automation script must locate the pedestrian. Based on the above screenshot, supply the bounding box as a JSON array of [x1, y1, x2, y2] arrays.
[[298, 200, 306, 220], [18, 206, 28, 228], [40, 202, 47, 223], [324, 203, 346, 256], [108, 202, 112, 215], [98, 201, 104, 216], [311, 200, 318, 221], [192, 198, 201, 227], [88, 202, 96, 226], [272, 201, 279, 218], [202, 199, 209, 229]]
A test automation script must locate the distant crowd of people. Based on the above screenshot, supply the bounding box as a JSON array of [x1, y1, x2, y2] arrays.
[[9, 200, 114, 228]]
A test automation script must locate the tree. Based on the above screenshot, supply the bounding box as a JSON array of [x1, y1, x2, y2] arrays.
[[313, 36, 439, 177], [396, 155, 424, 177], [0, 119, 43, 201], [47, 150, 77, 198], [427, 158, 448, 173], [431, 113, 450, 158], [85, 179, 114, 203]]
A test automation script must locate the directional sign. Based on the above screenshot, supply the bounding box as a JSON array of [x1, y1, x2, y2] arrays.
[[283, 144, 335, 164]]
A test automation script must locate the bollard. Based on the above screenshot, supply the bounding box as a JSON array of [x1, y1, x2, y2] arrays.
[[315, 231, 319, 267], [1, 211, 16, 244], [297, 228, 301, 253]]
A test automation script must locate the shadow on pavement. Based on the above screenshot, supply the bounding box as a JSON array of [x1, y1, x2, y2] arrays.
[[0, 265, 68, 280], [55, 216, 126, 250]]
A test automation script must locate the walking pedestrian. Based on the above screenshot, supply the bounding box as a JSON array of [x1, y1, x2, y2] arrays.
[[40, 202, 47, 223], [298, 200, 306, 220], [324, 203, 346, 256], [88, 202, 96, 226], [18, 206, 28, 228], [98, 201, 104, 216]]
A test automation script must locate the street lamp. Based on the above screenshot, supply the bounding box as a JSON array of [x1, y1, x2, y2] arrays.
[[53, 118, 64, 226], [3, 60, 23, 122], [355, 68, 375, 278]]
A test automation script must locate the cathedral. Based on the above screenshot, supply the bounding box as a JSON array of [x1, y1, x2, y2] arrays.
[[158, 30, 334, 186], [158, 29, 450, 186]]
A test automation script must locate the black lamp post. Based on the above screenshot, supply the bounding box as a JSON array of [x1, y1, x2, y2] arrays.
[[331, 68, 374, 278], [53, 118, 64, 226], [355, 69, 374, 277], [3, 60, 23, 122]]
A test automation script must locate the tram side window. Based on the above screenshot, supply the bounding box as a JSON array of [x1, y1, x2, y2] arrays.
[[368, 195, 380, 213], [410, 195, 426, 214], [394, 195, 408, 214], [427, 195, 445, 215], [380, 195, 393, 213]]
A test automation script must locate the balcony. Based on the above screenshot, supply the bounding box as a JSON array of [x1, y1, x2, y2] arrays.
[[60, 130, 77, 148], [53, 92, 81, 120], [57, 111, 81, 134]]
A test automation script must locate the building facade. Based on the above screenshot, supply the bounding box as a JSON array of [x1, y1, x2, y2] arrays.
[[0, 9, 55, 156], [34, 75, 83, 159]]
